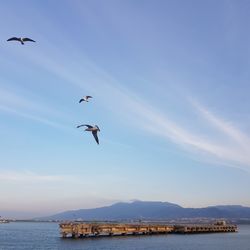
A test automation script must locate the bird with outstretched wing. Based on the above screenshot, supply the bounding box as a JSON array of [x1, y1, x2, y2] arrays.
[[76, 124, 100, 144], [7, 37, 36, 45]]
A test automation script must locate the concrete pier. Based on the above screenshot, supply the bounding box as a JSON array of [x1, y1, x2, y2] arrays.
[[60, 221, 237, 238], [174, 223, 237, 234]]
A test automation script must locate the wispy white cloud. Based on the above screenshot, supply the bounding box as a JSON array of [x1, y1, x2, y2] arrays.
[[128, 100, 250, 168], [8, 41, 250, 171], [191, 99, 250, 148], [0, 86, 73, 132], [0, 104, 69, 131], [0, 170, 67, 182]]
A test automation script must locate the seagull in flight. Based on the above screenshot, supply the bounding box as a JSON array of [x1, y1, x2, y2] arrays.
[[77, 124, 100, 144], [7, 37, 36, 45], [79, 96, 93, 103]]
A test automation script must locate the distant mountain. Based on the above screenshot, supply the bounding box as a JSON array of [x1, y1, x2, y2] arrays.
[[39, 201, 250, 221]]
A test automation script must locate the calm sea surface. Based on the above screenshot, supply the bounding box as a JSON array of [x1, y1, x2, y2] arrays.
[[0, 222, 250, 250]]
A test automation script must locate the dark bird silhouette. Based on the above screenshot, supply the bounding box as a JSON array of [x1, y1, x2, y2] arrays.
[[77, 124, 100, 144], [7, 37, 36, 45], [79, 96, 92, 103]]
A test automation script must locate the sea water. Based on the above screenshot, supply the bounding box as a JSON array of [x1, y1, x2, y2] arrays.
[[0, 222, 250, 250]]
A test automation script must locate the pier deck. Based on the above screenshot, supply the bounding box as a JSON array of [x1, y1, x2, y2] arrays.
[[60, 221, 237, 238], [174, 224, 237, 234]]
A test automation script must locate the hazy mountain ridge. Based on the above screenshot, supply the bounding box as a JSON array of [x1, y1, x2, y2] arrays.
[[39, 201, 250, 221]]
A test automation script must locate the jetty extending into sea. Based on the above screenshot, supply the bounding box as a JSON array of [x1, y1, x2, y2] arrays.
[[60, 220, 237, 238]]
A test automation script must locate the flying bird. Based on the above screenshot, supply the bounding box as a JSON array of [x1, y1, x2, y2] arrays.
[[77, 124, 100, 144], [7, 37, 36, 45], [79, 96, 92, 103]]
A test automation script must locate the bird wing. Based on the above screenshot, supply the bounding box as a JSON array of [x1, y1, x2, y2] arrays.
[[23, 38, 36, 42], [7, 37, 20, 42], [79, 99, 84, 103], [86, 96, 93, 99], [92, 131, 99, 144], [77, 124, 93, 129]]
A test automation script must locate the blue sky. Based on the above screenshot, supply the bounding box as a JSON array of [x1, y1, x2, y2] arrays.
[[1, 0, 250, 218]]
